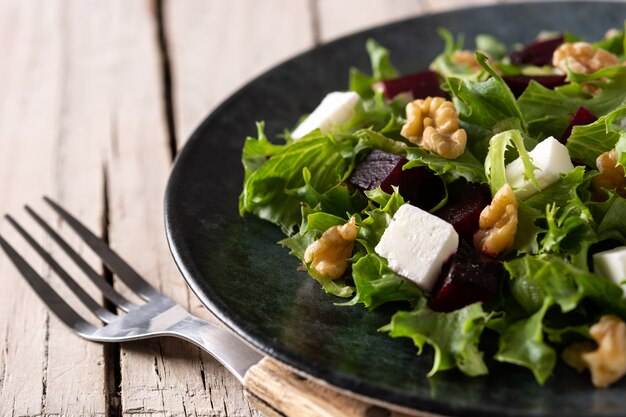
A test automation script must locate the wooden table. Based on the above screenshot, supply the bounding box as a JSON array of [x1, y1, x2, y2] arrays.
[[0, 1, 555, 416]]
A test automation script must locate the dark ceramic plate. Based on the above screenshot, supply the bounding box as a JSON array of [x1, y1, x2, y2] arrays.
[[165, 3, 626, 416]]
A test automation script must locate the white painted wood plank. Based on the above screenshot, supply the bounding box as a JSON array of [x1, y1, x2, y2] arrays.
[[166, 0, 315, 145], [0, 0, 108, 416], [317, 0, 426, 42]]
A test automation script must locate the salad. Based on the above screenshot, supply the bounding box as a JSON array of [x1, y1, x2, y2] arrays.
[[239, 26, 626, 388]]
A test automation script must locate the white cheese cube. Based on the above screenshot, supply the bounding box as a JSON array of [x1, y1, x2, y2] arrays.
[[505, 136, 574, 199], [375, 204, 459, 292], [594, 246, 626, 293], [291, 91, 360, 139]]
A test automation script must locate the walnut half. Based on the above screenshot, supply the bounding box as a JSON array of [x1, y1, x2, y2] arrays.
[[304, 217, 357, 280], [401, 97, 467, 159], [592, 148, 626, 200], [570, 315, 626, 388], [473, 184, 518, 257], [552, 42, 620, 75]]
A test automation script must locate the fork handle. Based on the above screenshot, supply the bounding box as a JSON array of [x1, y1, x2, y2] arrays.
[[169, 312, 429, 416], [243, 357, 433, 417], [167, 312, 263, 382]]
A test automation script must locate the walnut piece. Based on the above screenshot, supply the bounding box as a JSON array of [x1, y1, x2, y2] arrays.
[[452, 50, 482, 72], [304, 217, 357, 280], [562, 340, 596, 373], [473, 184, 518, 257], [582, 315, 626, 388], [552, 42, 619, 74], [592, 149, 626, 200], [400, 97, 467, 159]]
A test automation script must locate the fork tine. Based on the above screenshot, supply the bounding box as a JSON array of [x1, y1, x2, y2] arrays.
[[0, 234, 97, 336], [43, 197, 159, 301], [25, 206, 136, 312], [5, 215, 117, 323]]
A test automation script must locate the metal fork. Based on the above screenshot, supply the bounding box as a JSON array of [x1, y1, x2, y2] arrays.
[[0, 197, 263, 383]]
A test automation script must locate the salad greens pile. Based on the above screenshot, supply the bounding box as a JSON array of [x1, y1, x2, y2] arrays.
[[239, 27, 626, 385]]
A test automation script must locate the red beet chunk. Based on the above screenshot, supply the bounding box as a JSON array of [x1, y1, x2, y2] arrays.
[[503, 74, 567, 97], [348, 149, 445, 211], [372, 70, 448, 100], [559, 106, 597, 144], [511, 35, 564, 66], [428, 242, 503, 313], [434, 181, 491, 243]]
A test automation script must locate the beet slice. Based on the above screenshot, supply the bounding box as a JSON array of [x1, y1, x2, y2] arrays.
[[559, 106, 597, 144], [372, 70, 448, 100], [503, 74, 567, 97], [348, 149, 445, 211], [510, 35, 564, 66], [428, 242, 503, 313], [435, 181, 491, 244]]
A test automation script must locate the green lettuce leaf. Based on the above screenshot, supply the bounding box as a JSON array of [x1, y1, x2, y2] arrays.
[[484, 129, 538, 196], [308, 267, 355, 298], [355, 128, 408, 156], [589, 192, 626, 244], [241, 122, 285, 176], [506, 253, 626, 317], [446, 53, 528, 160], [524, 166, 596, 255], [345, 253, 423, 310], [289, 167, 367, 219], [335, 91, 407, 137], [349, 39, 399, 98], [239, 134, 358, 233], [566, 104, 626, 167], [476, 34, 507, 60], [430, 29, 485, 82], [518, 66, 626, 139], [404, 147, 487, 184], [381, 302, 490, 377], [515, 202, 544, 255], [493, 299, 556, 384], [357, 188, 405, 253]]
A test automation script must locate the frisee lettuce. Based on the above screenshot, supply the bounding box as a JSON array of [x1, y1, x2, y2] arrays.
[[381, 301, 490, 377]]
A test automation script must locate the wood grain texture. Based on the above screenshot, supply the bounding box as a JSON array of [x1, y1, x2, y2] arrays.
[[0, 0, 109, 415], [244, 358, 447, 417], [165, 0, 315, 146], [0, 2, 107, 415], [86, 1, 224, 416]]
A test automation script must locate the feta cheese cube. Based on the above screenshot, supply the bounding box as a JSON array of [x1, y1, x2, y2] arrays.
[[291, 91, 360, 139], [505, 136, 574, 199], [375, 204, 459, 292], [594, 246, 626, 293]]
